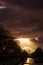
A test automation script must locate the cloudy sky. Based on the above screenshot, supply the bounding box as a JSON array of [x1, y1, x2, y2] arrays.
[[0, 0, 43, 49]]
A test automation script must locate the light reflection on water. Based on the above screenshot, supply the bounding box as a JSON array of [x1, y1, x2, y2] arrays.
[[24, 58, 34, 65]]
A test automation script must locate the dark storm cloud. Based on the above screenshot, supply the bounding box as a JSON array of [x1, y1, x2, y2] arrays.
[[0, 0, 43, 39], [38, 36, 43, 43], [0, 0, 43, 49], [32, 25, 43, 33], [2, 0, 43, 8], [37, 36, 43, 49]]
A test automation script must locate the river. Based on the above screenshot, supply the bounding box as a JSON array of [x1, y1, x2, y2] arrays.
[[24, 58, 34, 65], [24, 58, 43, 65]]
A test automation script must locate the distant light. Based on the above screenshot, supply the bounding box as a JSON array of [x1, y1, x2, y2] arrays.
[[16, 38, 30, 44], [3, 47, 5, 50], [0, 6, 6, 9], [35, 37, 39, 41]]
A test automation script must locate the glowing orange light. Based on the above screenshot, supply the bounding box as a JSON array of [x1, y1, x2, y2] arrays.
[[16, 38, 30, 44], [15, 38, 37, 53]]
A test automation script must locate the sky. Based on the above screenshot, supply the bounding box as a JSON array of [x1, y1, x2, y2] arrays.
[[0, 0, 43, 50]]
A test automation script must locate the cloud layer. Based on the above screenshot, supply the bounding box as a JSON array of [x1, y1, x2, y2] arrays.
[[0, 0, 43, 48]]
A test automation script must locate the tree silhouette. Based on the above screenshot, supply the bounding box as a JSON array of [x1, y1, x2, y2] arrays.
[[31, 47, 43, 63], [18, 50, 29, 65], [0, 26, 22, 55], [0, 26, 29, 65]]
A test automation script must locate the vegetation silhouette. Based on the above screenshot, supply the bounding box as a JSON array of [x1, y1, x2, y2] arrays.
[[0, 26, 29, 65], [31, 47, 43, 63], [17, 50, 29, 65], [0, 26, 21, 55]]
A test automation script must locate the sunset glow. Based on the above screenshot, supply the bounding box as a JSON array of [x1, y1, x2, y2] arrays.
[[15, 38, 37, 53], [16, 38, 30, 44]]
